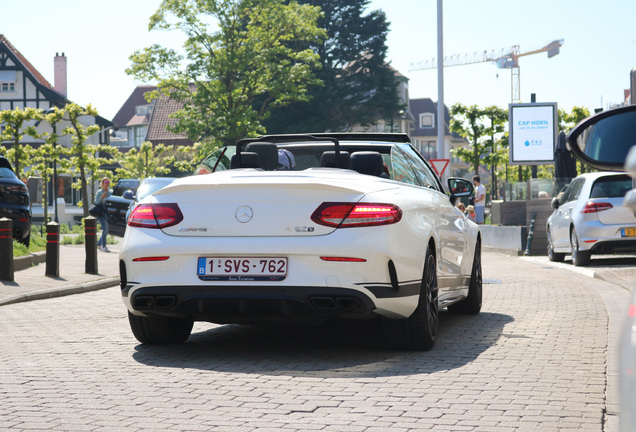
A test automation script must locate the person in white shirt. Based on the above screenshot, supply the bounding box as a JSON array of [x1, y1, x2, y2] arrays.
[[472, 176, 486, 224]]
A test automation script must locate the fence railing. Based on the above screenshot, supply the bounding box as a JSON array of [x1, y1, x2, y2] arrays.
[[499, 178, 574, 202]]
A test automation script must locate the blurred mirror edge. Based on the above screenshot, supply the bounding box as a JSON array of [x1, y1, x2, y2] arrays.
[[567, 104, 636, 172]]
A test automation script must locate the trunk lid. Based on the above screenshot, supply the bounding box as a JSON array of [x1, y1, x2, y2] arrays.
[[594, 197, 636, 225], [152, 170, 398, 237]]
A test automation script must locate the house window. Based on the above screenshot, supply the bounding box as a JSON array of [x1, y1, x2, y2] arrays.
[[420, 113, 434, 128], [0, 82, 15, 92], [420, 141, 437, 160], [134, 126, 147, 147], [135, 105, 151, 116], [0, 70, 16, 93]]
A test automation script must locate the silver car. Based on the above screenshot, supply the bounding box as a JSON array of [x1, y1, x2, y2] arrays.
[[546, 171, 636, 266]]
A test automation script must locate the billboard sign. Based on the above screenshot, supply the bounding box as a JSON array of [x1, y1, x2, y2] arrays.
[[509, 102, 558, 165]]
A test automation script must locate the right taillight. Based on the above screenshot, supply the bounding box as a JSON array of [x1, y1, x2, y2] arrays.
[[311, 202, 402, 228], [128, 203, 183, 229], [581, 201, 613, 214]]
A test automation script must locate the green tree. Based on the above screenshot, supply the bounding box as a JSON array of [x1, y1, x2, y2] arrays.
[[558, 106, 590, 132], [62, 103, 114, 217], [0, 107, 42, 176], [127, 0, 325, 153], [264, 0, 402, 133], [451, 103, 508, 177], [480, 106, 509, 199], [26, 108, 72, 223], [115, 142, 193, 179]]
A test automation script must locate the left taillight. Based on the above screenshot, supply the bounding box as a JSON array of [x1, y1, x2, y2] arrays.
[[311, 202, 402, 228], [581, 201, 613, 214], [128, 203, 183, 229], [2, 184, 28, 193]]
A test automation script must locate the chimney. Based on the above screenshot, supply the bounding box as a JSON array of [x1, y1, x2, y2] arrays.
[[54, 52, 67, 97]]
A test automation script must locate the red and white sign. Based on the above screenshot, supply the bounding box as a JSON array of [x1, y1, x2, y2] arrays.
[[429, 159, 450, 177]]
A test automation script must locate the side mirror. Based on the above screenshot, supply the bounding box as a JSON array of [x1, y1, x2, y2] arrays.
[[123, 189, 135, 200], [551, 197, 560, 209], [567, 104, 636, 171], [447, 178, 474, 200]]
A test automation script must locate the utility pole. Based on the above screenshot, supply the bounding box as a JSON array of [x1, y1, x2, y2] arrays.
[[436, 0, 447, 180], [530, 93, 538, 179]]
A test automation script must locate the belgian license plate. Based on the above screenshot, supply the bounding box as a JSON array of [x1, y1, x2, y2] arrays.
[[197, 257, 288, 281], [622, 228, 636, 237]]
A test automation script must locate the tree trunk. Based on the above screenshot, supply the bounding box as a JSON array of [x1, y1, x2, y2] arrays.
[[80, 166, 89, 217]]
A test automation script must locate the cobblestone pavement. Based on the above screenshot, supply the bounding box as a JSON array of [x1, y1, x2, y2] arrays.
[[0, 252, 630, 431]]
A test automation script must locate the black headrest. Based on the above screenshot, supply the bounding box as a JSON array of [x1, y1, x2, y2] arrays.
[[351, 151, 385, 177], [320, 151, 351, 169], [245, 142, 278, 171], [230, 152, 261, 169]]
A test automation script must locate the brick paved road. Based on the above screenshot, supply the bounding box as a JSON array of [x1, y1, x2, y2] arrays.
[[0, 252, 629, 431]]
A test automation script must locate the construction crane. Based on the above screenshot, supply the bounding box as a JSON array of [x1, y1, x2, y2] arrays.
[[409, 39, 564, 103]]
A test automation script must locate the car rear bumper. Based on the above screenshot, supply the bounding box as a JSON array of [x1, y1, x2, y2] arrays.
[[588, 239, 636, 254], [123, 284, 384, 324]]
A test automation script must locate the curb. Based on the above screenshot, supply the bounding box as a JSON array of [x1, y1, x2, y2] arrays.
[[0, 276, 120, 307], [594, 271, 634, 291], [14, 251, 47, 271]]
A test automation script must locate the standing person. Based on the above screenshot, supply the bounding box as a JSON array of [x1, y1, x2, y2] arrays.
[[472, 175, 486, 224], [95, 177, 112, 252]]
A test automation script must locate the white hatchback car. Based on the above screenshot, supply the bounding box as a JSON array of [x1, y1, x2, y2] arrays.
[[119, 133, 482, 350], [546, 171, 636, 266]]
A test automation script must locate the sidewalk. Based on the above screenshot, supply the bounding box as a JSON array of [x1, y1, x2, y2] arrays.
[[0, 239, 121, 307]]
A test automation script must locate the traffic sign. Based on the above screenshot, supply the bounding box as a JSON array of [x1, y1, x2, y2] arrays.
[[429, 159, 450, 177]]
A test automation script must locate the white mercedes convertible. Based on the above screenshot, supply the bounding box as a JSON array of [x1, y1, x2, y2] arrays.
[[119, 133, 481, 350]]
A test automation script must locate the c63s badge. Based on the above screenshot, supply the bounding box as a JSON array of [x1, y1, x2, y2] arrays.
[[286, 226, 315, 232]]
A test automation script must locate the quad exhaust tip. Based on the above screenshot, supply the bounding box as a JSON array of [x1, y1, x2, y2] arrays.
[[310, 296, 363, 312], [132, 295, 177, 310]]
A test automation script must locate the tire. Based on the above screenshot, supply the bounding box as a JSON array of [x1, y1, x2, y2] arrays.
[[570, 227, 591, 267], [547, 228, 565, 262], [383, 246, 438, 351], [18, 234, 30, 249], [448, 241, 482, 315], [128, 311, 193, 344]]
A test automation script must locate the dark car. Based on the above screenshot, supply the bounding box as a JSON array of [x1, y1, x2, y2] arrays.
[[104, 179, 140, 237], [0, 156, 31, 247]]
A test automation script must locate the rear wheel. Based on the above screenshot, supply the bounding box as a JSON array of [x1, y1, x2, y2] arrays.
[[383, 246, 438, 351], [18, 233, 30, 249], [570, 227, 591, 267], [547, 228, 565, 262], [128, 312, 193, 344], [448, 241, 482, 315]]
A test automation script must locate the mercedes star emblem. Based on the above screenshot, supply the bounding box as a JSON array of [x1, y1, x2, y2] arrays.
[[235, 205, 254, 223]]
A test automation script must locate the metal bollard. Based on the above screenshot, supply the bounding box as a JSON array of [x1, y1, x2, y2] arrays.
[[0, 217, 14, 281], [45, 222, 60, 277], [523, 211, 537, 256], [85, 217, 98, 274]]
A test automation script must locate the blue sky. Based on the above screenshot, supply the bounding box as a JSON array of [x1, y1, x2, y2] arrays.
[[2, 0, 634, 121]]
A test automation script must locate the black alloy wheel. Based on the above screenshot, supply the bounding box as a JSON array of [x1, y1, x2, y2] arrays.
[[383, 246, 438, 351]]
